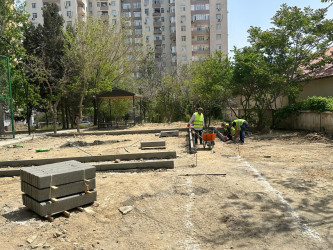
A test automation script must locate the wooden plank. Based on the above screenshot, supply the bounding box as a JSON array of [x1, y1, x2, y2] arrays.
[[95, 160, 174, 171]]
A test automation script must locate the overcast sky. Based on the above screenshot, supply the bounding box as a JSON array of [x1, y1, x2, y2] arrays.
[[228, 0, 333, 54]]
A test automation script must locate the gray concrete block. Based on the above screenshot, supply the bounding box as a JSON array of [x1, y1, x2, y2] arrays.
[[95, 160, 174, 171], [140, 140, 166, 148], [22, 191, 97, 217], [21, 178, 96, 202], [159, 130, 179, 137], [20, 161, 96, 189]]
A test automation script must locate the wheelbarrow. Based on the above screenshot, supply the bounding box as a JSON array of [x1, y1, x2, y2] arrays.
[[202, 129, 216, 150]]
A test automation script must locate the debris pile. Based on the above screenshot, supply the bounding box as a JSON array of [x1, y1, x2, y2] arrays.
[[20, 160, 97, 218]]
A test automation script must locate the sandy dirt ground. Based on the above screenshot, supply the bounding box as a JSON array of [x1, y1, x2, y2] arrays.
[[0, 123, 332, 250]]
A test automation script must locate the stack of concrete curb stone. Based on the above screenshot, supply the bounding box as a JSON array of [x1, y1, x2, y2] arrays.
[[21, 160, 97, 217]]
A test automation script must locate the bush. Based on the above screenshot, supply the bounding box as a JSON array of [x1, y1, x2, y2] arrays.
[[275, 96, 333, 121]]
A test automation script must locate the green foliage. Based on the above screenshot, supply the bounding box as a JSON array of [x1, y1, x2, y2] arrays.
[[247, 4, 333, 102], [275, 96, 333, 120], [191, 51, 233, 126]]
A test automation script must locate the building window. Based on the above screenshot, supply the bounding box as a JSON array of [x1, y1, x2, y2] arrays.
[[216, 3, 221, 10], [181, 16, 186, 23], [123, 3, 130, 9], [182, 56, 187, 62], [145, 17, 150, 23], [134, 20, 142, 26], [134, 12, 141, 17], [170, 26, 176, 32], [170, 0, 175, 3], [67, 21, 72, 27], [144, 0, 149, 6], [112, 19, 117, 24], [216, 34, 221, 40], [191, 4, 209, 11], [133, 2, 141, 8], [32, 3, 36, 8], [161, 17, 164, 22], [181, 26, 186, 31], [180, 5, 185, 11], [65, 1, 71, 7], [161, 26, 165, 31], [111, 1, 116, 6], [89, 2, 92, 7], [67, 11, 72, 17], [162, 35, 165, 40], [134, 29, 142, 35], [170, 16, 175, 23], [97, 2, 100, 7], [101, 2, 107, 7], [146, 26, 150, 32], [32, 13, 37, 19], [146, 35, 150, 41], [161, 8, 164, 13], [216, 23, 221, 30], [181, 36, 186, 41], [216, 14, 222, 20], [197, 36, 205, 41], [112, 10, 116, 16], [145, 9, 149, 15], [123, 12, 131, 17], [216, 44, 222, 50], [182, 46, 186, 52]]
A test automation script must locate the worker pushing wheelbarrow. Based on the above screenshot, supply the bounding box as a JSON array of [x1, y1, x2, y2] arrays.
[[187, 107, 217, 150]]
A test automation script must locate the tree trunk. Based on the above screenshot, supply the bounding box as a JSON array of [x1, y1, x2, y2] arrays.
[[61, 102, 66, 129]]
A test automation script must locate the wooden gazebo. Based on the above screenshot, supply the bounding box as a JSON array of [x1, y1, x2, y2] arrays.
[[96, 88, 142, 128]]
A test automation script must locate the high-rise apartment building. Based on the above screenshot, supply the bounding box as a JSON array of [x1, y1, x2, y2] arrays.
[[26, 0, 228, 69]]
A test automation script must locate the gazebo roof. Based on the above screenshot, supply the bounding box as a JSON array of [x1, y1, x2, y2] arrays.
[[97, 88, 142, 99]]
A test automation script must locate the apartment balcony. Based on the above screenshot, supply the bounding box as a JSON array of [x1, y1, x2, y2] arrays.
[[190, 0, 207, 4], [191, 20, 210, 26], [154, 40, 162, 45], [154, 29, 162, 35], [100, 14, 109, 20], [78, 6, 85, 15], [192, 49, 210, 55], [153, 21, 162, 27], [191, 10, 209, 15], [42, 0, 59, 4], [191, 28, 209, 35], [192, 39, 209, 45], [100, 6, 109, 11], [155, 48, 163, 54], [153, 12, 161, 17]]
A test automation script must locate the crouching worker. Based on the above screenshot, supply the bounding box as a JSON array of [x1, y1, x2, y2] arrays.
[[232, 119, 248, 144], [221, 122, 235, 141]]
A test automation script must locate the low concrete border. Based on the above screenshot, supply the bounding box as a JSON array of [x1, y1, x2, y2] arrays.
[[0, 151, 177, 168], [95, 160, 174, 171], [47, 128, 187, 137]]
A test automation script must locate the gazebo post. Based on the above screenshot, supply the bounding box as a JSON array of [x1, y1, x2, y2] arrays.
[[133, 96, 136, 126], [109, 99, 112, 127]]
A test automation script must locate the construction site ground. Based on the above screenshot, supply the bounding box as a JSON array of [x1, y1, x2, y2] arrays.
[[0, 122, 332, 250]]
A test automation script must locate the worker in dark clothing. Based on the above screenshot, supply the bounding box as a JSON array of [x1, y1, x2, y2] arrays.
[[232, 119, 248, 144]]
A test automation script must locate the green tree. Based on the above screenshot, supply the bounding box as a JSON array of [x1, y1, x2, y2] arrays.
[[232, 47, 284, 126], [0, 0, 29, 124], [191, 51, 233, 126], [247, 4, 333, 103], [24, 3, 66, 134], [65, 17, 144, 132]]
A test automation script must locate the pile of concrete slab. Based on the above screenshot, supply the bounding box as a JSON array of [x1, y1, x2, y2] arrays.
[[21, 160, 97, 218]]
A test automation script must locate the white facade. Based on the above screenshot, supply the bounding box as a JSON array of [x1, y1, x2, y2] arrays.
[[26, 0, 228, 69]]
